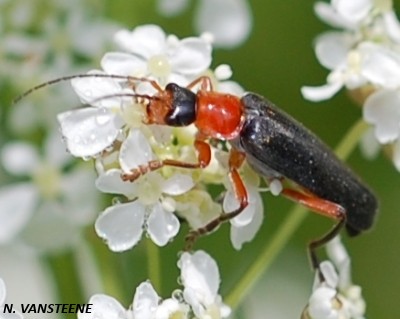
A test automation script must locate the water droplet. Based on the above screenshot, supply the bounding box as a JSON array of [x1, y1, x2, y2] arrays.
[[112, 197, 122, 205], [172, 289, 184, 302], [96, 108, 111, 126]]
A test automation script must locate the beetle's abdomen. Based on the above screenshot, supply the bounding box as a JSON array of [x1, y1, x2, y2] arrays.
[[238, 93, 378, 236]]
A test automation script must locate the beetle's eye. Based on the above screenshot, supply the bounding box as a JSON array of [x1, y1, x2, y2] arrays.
[[165, 83, 197, 126]]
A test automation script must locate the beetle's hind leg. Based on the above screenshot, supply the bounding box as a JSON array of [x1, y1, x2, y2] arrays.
[[281, 189, 346, 279], [308, 216, 347, 281]]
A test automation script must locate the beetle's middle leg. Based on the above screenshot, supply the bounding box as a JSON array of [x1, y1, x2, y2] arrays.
[[185, 149, 248, 250]]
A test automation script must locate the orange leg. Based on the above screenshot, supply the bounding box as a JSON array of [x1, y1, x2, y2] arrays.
[[121, 139, 211, 182], [185, 149, 248, 250], [282, 188, 347, 277], [186, 76, 213, 91]]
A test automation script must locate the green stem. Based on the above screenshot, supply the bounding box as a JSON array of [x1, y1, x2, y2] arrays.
[[86, 229, 126, 301], [146, 238, 162, 292], [225, 118, 368, 308], [44, 250, 84, 319]]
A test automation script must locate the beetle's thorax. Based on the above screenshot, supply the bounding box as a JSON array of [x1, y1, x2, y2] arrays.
[[195, 90, 244, 140]]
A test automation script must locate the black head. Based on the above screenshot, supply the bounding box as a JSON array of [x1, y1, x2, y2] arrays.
[[164, 83, 197, 126]]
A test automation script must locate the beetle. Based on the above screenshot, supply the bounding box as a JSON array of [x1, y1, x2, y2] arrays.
[[16, 73, 378, 271]]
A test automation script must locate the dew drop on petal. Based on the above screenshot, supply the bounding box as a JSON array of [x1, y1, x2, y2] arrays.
[[96, 108, 111, 126], [172, 289, 184, 302], [112, 197, 123, 205]]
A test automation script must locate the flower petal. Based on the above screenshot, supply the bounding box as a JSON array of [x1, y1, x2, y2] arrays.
[[314, 31, 353, 70], [169, 37, 212, 75], [71, 70, 125, 108], [78, 294, 127, 319], [363, 89, 400, 143], [359, 127, 381, 159], [308, 286, 338, 319], [60, 167, 98, 225], [229, 190, 263, 250], [179, 251, 220, 304], [383, 11, 400, 43], [314, 2, 356, 29], [101, 52, 147, 77], [0, 183, 37, 243], [333, 0, 372, 23], [156, 0, 189, 17], [57, 107, 123, 157], [147, 203, 180, 246], [161, 174, 194, 196], [156, 298, 189, 319], [119, 129, 155, 172], [360, 42, 400, 88], [132, 282, 159, 319], [195, 0, 252, 48], [44, 130, 72, 168], [301, 81, 343, 102], [95, 169, 138, 198], [1, 142, 39, 175], [95, 201, 145, 252], [115, 25, 167, 58]]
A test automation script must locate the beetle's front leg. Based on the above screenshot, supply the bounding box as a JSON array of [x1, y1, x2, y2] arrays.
[[121, 139, 211, 182]]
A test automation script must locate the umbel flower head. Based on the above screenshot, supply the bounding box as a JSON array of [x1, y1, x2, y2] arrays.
[[78, 251, 230, 319], [301, 0, 400, 171], [56, 24, 275, 252], [302, 236, 366, 319]]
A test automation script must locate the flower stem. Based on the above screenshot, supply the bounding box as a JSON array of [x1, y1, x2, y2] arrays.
[[146, 238, 162, 292], [225, 118, 368, 308], [45, 250, 85, 319], [86, 229, 127, 301]]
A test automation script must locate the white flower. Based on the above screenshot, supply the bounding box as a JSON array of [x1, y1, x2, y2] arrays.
[[4, 0, 119, 133], [301, 0, 400, 102], [304, 236, 366, 319], [178, 250, 231, 319], [313, 0, 373, 30], [157, 0, 252, 48], [223, 184, 264, 250], [94, 129, 194, 251], [79, 282, 161, 319], [0, 132, 98, 251], [102, 24, 212, 86], [0, 278, 23, 319], [57, 70, 127, 158]]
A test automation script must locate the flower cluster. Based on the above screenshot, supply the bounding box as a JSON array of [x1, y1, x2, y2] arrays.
[[79, 251, 230, 319], [302, 236, 366, 319], [57, 24, 278, 252], [301, 0, 400, 170]]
